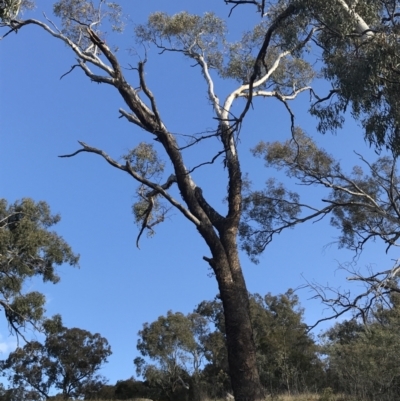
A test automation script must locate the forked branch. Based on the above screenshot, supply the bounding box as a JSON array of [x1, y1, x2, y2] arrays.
[[305, 260, 400, 330]]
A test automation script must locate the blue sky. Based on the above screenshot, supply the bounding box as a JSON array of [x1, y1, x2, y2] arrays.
[[0, 0, 394, 387]]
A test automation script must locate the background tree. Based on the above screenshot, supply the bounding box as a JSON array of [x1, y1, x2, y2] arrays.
[[198, 291, 324, 396], [0, 198, 78, 337], [239, 129, 400, 321], [322, 296, 400, 401], [136, 292, 323, 400], [113, 378, 151, 401], [134, 311, 208, 401], [82, 377, 151, 400], [0, 383, 35, 401], [2, 315, 111, 400], [195, 299, 230, 399], [249, 290, 324, 395]]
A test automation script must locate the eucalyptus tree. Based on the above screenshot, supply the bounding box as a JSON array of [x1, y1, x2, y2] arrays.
[[322, 297, 400, 400], [197, 291, 323, 395], [240, 129, 400, 324], [2, 315, 111, 400], [227, 0, 400, 151], [0, 2, 320, 399], [134, 311, 208, 400], [0, 198, 78, 338], [220, 0, 400, 322]]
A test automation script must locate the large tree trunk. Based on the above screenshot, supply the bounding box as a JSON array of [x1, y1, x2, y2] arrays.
[[218, 265, 262, 401], [205, 231, 263, 401]]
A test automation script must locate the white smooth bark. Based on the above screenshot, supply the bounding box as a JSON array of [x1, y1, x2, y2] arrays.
[[336, 0, 374, 38]]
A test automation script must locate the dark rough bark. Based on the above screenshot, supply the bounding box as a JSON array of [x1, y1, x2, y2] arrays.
[[196, 232, 263, 400], [216, 254, 263, 401]]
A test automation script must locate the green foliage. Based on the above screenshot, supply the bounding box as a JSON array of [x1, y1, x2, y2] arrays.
[[53, 0, 124, 50], [135, 291, 323, 400], [123, 143, 165, 180], [308, 1, 400, 151], [240, 178, 301, 262], [135, 311, 208, 396], [249, 290, 324, 394], [122, 143, 168, 237], [243, 129, 400, 258], [0, 0, 34, 22], [113, 378, 151, 400], [2, 315, 111, 400], [135, 11, 226, 70], [240, 128, 334, 260], [0, 198, 78, 334], [135, 10, 315, 92], [231, 0, 400, 152], [322, 300, 400, 400], [254, 128, 335, 177], [0, 383, 40, 401], [199, 291, 324, 395], [318, 387, 334, 401]]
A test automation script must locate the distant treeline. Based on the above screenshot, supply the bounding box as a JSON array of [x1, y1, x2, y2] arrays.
[[87, 290, 400, 401]]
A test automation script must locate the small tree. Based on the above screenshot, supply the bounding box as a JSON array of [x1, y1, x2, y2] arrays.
[[2, 315, 111, 400], [0, 198, 78, 337], [134, 311, 207, 400]]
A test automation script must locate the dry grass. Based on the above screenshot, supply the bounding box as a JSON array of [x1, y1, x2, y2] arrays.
[[73, 396, 351, 401], [267, 394, 321, 401], [265, 392, 353, 401]]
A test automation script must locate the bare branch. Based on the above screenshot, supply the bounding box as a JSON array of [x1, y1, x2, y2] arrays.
[[243, 201, 335, 254], [222, 50, 291, 117], [118, 109, 146, 129], [177, 130, 220, 151], [59, 142, 200, 226], [60, 64, 81, 80], [138, 60, 163, 128], [186, 150, 226, 174], [235, 7, 313, 123], [305, 259, 400, 331], [7, 19, 115, 75], [223, 1, 264, 17], [75, 59, 116, 84], [310, 88, 339, 106]]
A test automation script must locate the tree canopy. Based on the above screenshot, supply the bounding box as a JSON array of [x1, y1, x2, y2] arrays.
[[2, 314, 111, 400], [227, 0, 400, 151], [0, 198, 78, 336], [321, 294, 400, 401], [133, 291, 323, 400]]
